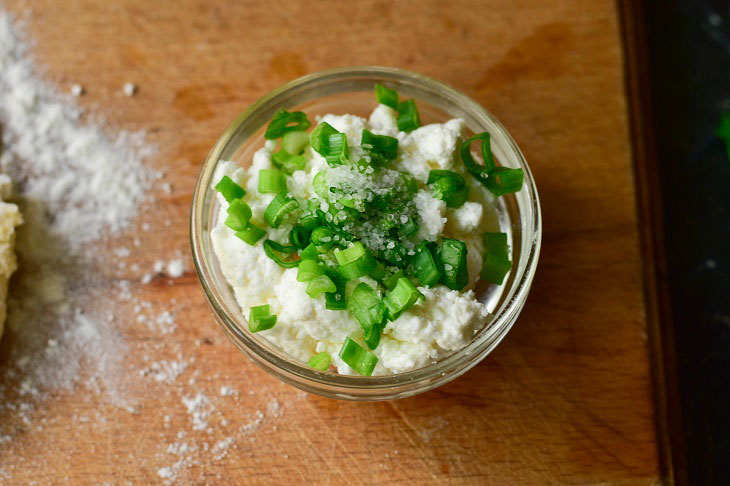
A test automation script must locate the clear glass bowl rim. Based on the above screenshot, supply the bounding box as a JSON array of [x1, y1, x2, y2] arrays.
[[190, 66, 541, 400]]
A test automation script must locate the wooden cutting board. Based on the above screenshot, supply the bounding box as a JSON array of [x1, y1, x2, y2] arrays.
[[0, 0, 666, 484]]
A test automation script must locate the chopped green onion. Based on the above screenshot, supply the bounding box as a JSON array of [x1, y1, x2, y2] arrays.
[[272, 149, 307, 175], [339, 337, 378, 376], [306, 274, 337, 298], [483, 167, 524, 196], [289, 226, 311, 249], [297, 258, 324, 282], [263, 239, 300, 268], [375, 83, 399, 110], [248, 304, 277, 332], [215, 175, 246, 202], [396, 99, 421, 132], [384, 270, 404, 291], [460, 132, 524, 196], [347, 283, 386, 350], [311, 123, 349, 166], [258, 169, 287, 194], [325, 133, 349, 166], [412, 241, 441, 287], [324, 271, 347, 310], [225, 199, 252, 231], [361, 129, 398, 165], [427, 170, 470, 208], [383, 277, 423, 321], [264, 109, 311, 140], [312, 171, 329, 199], [481, 232, 511, 284], [438, 238, 469, 291], [264, 192, 298, 228], [460, 132, 495, 180], [382, 242, 411, 269], [299, 243, 319, 261], [282, 130, 310, 155], [310, 226, 335, 252], [235, 222, 266, 245], [307, 352, 331, 371], [369, 261, 387, 281], [325, 291, 347, 310], [335, 242, 377, 280], [400, 216, 419, 237], [402, 173, 418, 195]]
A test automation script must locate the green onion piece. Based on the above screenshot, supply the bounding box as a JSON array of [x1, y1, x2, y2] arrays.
[[258, 169, 287, 194], [369, 261, 387, 281], [460, 132, 522, 195], [384, 270, 404, 291], [325, 133, 349, 166], [325, 291, 347, 310], [347, 283, 386, 350], [483, 167, 524, 196], [235, 222, 266, 245], [289, 226, 311, 249], [282, 130, 310, 155], [263, 239, 300, 268], [383, 277, 423, 321], [248, 304, 277, 332], [400, 216, 419, 237], [215, 175, 246, 202], [225, 199, 252, 231], [264, 192, 299, 228], [264, 109, 311, 140], [272, 149, 307, 175], [339, 337, 378, 376], [402, 173, 418, 195], [306, 274, 336, 298], [299, 242, 319, 261], [310, 123, 349, 166], [335, 242, 377, 280], [312, 171, 328, 199], [427, 170, 470, 208], [298, 209, 321, 230], [437, 238, 469, 291], [412, 241, 441, 287], [310, 226, 335, 252], [382, 242, 411, 269], [375, 83, 398, 110], [460, 132, 496, 182], [396, 99, 421, 132], [481, 232, 511, 284], [361, 129, 398, 165], [297, 258, 324, 282], [325, 271, 347, 310], [307, 352, 331, 371]]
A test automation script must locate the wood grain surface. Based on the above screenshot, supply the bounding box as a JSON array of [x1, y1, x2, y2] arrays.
[[0, 0, 664, 484]]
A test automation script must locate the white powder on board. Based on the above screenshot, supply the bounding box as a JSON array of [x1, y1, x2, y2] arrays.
[[0, 8, 294, 484], [0, 9, 153, 406]]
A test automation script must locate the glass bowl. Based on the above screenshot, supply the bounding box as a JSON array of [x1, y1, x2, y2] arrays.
[[190, 66, 541, 401]]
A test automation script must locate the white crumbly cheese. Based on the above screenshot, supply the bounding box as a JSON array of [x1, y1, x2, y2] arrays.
[[447, 201, 483, 234], [368, 104, 399, 136], [0, 175, 22, 341], [413, 190, 446, 242], [211, 107, 502, 375], [395, 118, 465, 183]]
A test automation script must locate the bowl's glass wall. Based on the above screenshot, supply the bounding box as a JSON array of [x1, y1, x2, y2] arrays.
[[190, 67, 541, 401]]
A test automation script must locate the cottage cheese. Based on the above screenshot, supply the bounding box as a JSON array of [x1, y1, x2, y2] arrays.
[[211, 105, 501, 375]]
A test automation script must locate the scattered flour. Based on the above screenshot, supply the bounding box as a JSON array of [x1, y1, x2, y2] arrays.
[[0, 8, 293, 485], [123, 82, 137, 97], [166, 259, 184, 278], [0, 7, 154, 410]]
